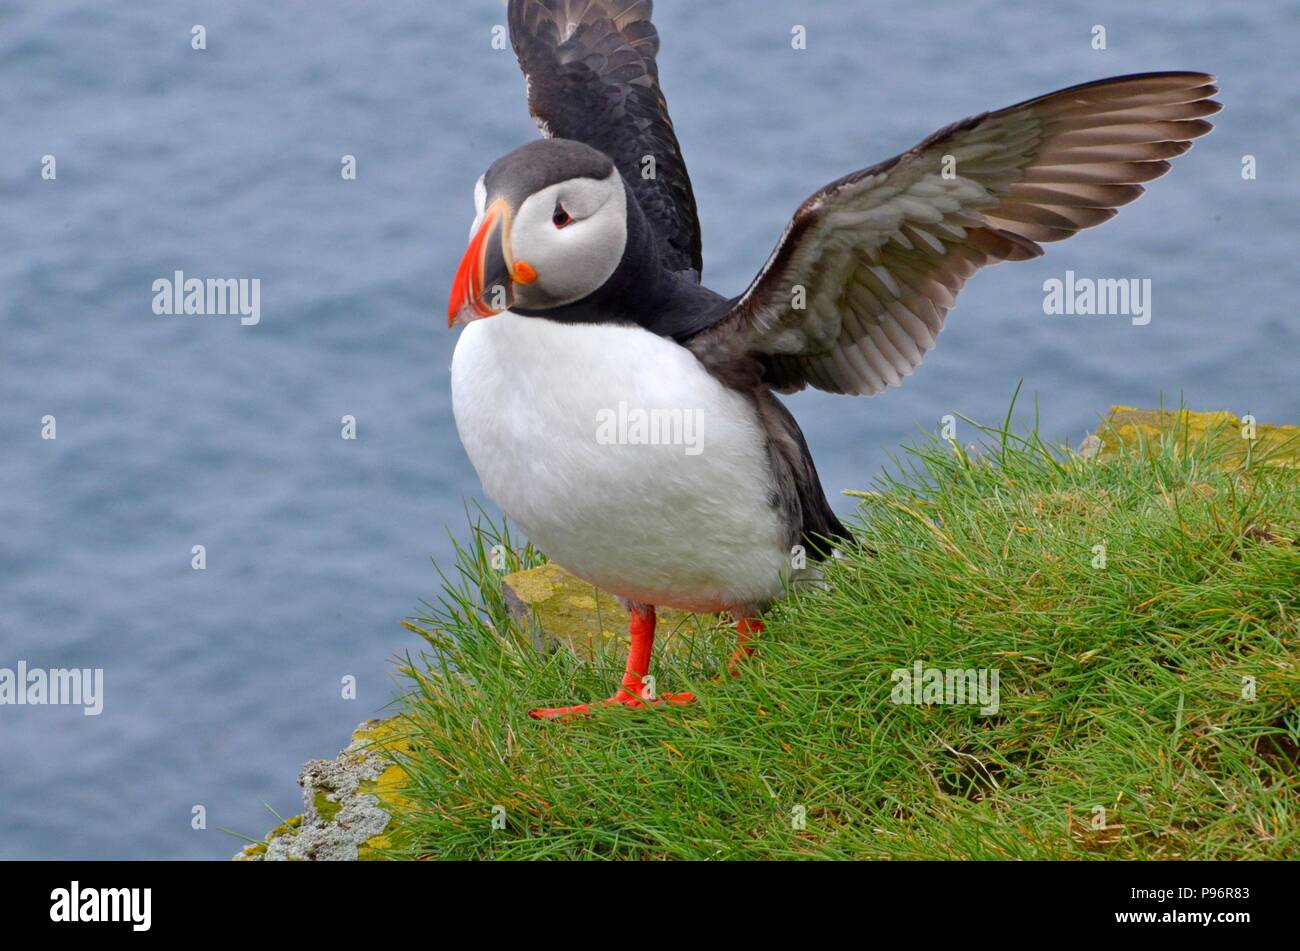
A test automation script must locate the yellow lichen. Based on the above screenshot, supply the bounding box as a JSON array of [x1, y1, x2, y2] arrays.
[[1095, 406, 1299, 470], [503, 562, 705, 661]]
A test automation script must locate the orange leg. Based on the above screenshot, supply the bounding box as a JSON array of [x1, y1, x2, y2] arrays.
[[728, 617, 763, 675], [529, 604, 694, 720]]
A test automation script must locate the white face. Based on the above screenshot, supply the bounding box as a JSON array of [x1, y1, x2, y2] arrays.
[[496, 167, 628, 310]]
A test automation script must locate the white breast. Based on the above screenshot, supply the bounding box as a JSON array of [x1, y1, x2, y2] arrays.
[[450, 313, 792, 613]]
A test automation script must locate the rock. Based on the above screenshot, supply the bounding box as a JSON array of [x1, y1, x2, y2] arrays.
[[234, 717, 412, 861], [501, 561, 709, 661], [1083, 406, 1299, 469]]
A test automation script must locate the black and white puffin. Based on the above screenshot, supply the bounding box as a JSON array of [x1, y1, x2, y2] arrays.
[[447, 0, 1218, 719]]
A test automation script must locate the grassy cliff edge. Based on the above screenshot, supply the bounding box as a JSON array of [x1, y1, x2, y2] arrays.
[[240, 406, 1299, 860]]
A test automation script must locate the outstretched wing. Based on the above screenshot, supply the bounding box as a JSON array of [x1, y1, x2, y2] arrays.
[[508, 0, 703, 278], [689, 72, 1220, 395]]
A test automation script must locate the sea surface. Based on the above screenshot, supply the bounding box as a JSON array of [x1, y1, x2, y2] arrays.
[[1, 0, 1295, 858]]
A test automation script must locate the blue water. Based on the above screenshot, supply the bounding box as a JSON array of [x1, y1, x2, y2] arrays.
[[1, 0, 1294, 859]]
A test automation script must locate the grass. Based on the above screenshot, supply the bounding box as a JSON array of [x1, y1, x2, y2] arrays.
[[385, 410, 1299, 859]]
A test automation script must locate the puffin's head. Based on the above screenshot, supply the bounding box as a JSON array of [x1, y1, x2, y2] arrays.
[[447, 139, 628, 326]]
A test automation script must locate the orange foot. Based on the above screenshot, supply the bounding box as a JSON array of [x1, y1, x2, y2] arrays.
[[529, 685, 695, 721], [726, 617, 764, 676], [530, 603, 697, 720]]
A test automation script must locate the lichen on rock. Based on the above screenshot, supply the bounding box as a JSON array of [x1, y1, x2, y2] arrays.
[[1082, 406, 1299, 469], [234, 718, 413, 861], [501, 561, 714, 661]]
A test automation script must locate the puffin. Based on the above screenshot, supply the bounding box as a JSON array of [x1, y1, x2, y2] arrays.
[[446, 0, 1218, 719]]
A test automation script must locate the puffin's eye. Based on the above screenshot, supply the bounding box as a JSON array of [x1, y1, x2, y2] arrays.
[[552, 202, 573, 229]]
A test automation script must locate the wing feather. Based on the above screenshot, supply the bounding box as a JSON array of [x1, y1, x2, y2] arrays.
[[689, 72, 1219, 395], [508, 0, 703, 277]]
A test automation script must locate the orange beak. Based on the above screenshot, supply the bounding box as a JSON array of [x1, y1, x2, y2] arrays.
[[447, 198, 538, 327]]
